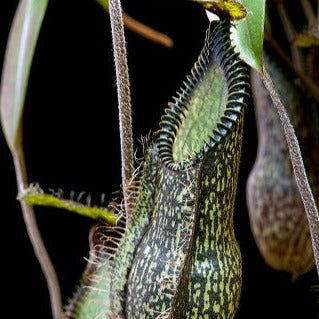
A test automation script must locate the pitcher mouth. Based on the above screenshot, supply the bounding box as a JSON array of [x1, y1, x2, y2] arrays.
[[156, 19, 250, 171]]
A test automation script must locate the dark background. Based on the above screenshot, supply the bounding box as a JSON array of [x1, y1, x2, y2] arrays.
[[0, 1, 318, 318]]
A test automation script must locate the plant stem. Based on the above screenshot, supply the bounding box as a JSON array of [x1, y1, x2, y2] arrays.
[[265, 30, 319, 103], [109, 0, 134, 222], [96, 0, 173, 47], [122, 12, 173, 48], [276, 2, 303, 72], [13, 146, 62, 319], [301, 0, 316, 27], [262, 67, 319, 278]]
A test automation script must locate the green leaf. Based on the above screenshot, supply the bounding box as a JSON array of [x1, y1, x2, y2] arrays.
[[19, 184, 118, 225], [0, 0, 48, 151], [96, 0, 109, 13], [230, 0, 265, 73]]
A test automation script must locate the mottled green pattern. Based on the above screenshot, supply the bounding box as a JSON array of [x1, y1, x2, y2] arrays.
[[126, 19, 249, 319], [65, 19, 250, 319], [110, 146, 159, 316], [173, 63, 227, 162], [127, 120, 244, 319], [173, 119, 244, 319], [126, 164, 198, 318], [64, 146, 159, 318]]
